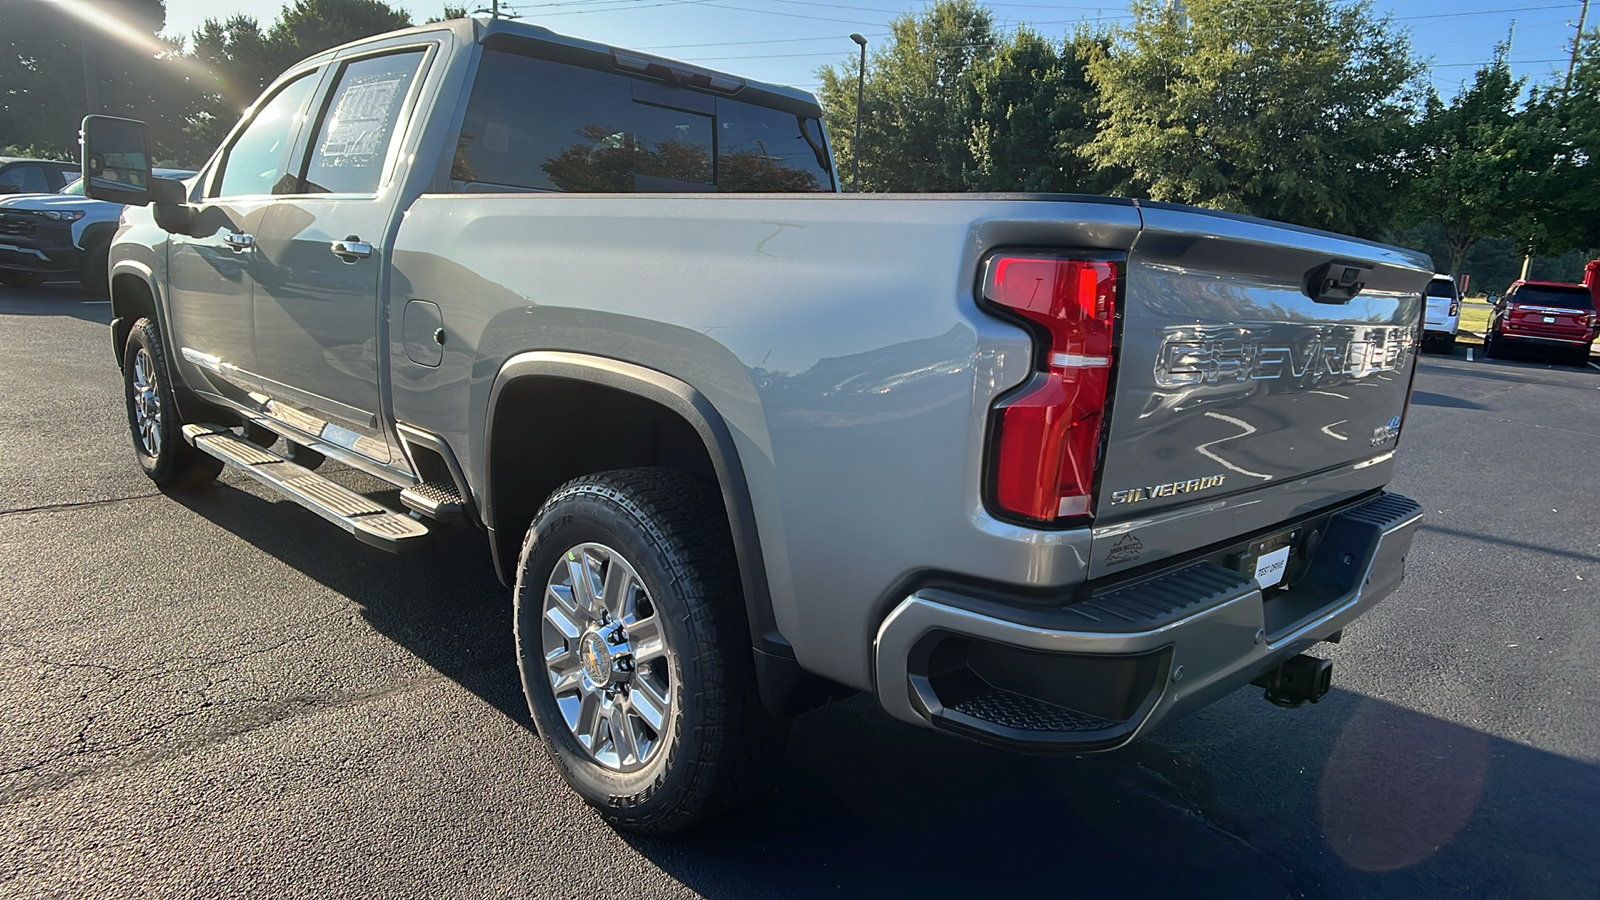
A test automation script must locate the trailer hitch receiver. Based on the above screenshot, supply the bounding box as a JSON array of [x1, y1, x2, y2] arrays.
[[1251, 654, 1332, 708]]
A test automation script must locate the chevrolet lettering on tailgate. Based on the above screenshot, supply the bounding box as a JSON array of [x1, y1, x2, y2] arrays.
[[1155, 324, 1414, 388]]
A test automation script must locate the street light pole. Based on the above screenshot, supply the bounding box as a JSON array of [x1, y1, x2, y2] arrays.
[[850, 33, 867, 192]]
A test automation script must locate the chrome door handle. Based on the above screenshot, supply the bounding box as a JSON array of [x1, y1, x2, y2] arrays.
[[331, 236, 372, 262], [223, 232, 254, 252]]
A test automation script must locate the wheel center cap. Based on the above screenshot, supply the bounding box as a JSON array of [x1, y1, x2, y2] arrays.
[[580, 632, 613, 686]]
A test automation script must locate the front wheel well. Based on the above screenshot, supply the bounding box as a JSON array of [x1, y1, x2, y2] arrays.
[[109, 273, 157, 368]]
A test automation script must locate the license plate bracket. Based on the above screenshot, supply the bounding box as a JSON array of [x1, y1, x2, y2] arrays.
[[1232, 530, 1299, 591]]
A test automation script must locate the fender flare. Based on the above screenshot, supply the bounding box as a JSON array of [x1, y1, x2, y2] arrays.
[[107, 261, 232, 426], [484, 351, 790, 662]]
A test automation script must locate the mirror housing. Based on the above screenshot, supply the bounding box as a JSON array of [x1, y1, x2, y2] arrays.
[[81, 115, 155, 206]]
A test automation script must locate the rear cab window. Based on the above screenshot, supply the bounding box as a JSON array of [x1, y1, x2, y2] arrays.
[[451, 48, 833, 193]]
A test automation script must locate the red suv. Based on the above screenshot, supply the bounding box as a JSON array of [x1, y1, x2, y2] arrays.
[[1483, 280, 1597, 365]]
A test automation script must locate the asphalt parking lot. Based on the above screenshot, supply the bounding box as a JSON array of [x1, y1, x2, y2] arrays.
[[2, 285, 1598, 899]]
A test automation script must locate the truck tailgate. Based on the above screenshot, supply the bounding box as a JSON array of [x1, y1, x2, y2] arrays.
[[1090, 204, 1431, 573]]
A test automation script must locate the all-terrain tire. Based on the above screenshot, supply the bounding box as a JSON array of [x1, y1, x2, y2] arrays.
[[123, 316, 223, 489], [513, 467, 785, 835]]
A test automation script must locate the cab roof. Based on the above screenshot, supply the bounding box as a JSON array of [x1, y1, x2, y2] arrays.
[[301, 16, 820, 115]]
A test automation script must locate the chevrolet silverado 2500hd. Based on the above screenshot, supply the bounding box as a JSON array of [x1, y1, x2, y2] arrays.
[[82, 17, 1428, 834]]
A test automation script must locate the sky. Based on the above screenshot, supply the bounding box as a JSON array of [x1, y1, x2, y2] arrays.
[[158, 0, 1594, 99]]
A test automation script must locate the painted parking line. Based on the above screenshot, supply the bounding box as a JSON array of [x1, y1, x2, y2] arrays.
[[81, 300, 110, 305], [1589, 362, 1600, 373], [1467, 348, 1474, 362]]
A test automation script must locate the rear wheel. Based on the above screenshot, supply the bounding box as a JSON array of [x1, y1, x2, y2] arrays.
[[1439, 334, 1456, 355], [1482, 328, 1500, 358], [123, 317, 223, 489], [0, 269, 46, 288], [513, 468, 784, 835]]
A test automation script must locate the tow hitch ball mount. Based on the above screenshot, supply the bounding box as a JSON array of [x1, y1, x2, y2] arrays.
[[1251, 654, 1333, 708]]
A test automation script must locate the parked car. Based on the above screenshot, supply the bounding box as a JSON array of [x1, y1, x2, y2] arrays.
[[0, 169, 194, 292], [0, 156, 77, 195], [1483, 280, 1597, 365], [1423, 273, 1460, 352], [82, 17, 1428, 834]]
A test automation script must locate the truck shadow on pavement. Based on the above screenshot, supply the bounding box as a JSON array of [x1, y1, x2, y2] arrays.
[[172, 479, 1600, 900]]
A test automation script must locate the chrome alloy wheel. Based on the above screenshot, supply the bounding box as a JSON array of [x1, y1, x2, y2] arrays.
[[130, 347, 162, 457], [541, 542, 673, 772]]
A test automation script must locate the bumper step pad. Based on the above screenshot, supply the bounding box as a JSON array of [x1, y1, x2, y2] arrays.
[[951, 687, 1115, 734], [182, 424, 429, 553]]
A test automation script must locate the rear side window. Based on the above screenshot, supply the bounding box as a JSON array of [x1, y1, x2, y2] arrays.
[[715, 97, 831, 191], [1511, 285, 1594, 309], [1425, 279, 1457, 299], [451, 49, 832, 193], [301, 50, 426, 195]]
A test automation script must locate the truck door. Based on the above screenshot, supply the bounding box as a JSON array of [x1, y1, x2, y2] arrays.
[[250, 46, 431, 466], [166, 71, 320, 403]]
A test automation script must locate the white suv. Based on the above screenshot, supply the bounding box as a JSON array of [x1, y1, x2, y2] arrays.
[[1423, 274, 1460, 353]]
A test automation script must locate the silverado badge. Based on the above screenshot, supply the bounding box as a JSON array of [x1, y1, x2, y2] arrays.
[[1110, 474, 1227, 506]]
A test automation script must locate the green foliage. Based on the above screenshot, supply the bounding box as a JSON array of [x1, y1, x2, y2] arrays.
[[0, 0, 412, 168], [1398, 46, 1526, 277], [0, 0, 181, 160], [817, 0, 998, 191], [1084, 0, 1423, 238], [966, 29, 1114, 193], [270, 0, 411, 63]]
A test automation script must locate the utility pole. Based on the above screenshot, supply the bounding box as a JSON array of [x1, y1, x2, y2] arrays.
[[850, 33, 867, 193], [1566, 0, 1591, 95]]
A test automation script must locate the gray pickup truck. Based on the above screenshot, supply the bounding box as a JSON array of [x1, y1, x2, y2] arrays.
[[82, 17, 1427, 834]]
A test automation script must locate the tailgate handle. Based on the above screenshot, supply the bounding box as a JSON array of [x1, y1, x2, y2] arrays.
[[1303, 260, 1371, 305]]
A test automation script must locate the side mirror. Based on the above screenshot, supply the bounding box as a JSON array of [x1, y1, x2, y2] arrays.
[[81, 115, 154, 206]]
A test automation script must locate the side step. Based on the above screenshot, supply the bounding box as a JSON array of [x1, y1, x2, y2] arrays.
[[182, 424, 430, 553], [398, 480, 466, 526]]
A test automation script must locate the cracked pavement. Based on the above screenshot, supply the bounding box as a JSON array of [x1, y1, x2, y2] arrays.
[[2, 286, 1599, 899]]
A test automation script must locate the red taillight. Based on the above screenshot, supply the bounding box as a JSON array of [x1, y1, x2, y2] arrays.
[[1449, 299, 1460, 317], [984, 256, 1118, 523]]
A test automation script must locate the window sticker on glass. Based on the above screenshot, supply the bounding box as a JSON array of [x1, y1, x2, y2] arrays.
[[321, 75, 405, 159], [303, 51, 424, 194]]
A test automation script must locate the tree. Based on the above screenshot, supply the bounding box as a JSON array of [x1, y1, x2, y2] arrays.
[[180, 15, 286, 160], [0, 0, 177, 158], [268, 0, 412, 65], [816, 0, 997, 191], [1084, 0, 1423, 238], [1398, 46, 1526, 279], [966, 28, 1112, 193], [1540, 28, 1600, 256]]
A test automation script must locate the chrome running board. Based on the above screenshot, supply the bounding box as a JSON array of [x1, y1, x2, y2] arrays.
[[182, 424, 430, 553]]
